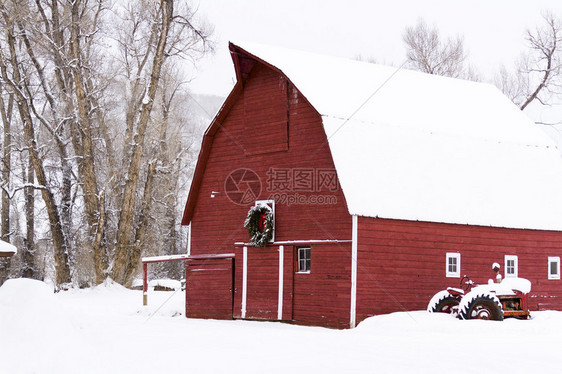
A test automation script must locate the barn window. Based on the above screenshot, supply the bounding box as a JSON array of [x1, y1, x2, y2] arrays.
[[504, 255, 518, 278], [446, 253, 460, 278], [548, 257, 560, 280], [297, 247, 311, 273]]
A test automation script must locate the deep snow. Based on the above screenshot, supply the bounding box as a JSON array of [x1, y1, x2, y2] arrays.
[[1, 278, 561, 374]]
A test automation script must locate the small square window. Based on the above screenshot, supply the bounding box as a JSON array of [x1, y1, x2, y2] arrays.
[[504, 255, 518, 278], [297, 247, 311, 273], [548, 257, 560, 280], [446, 253, 460, 278]]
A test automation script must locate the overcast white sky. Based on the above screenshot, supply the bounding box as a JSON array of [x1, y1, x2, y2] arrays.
[[188, 0, 562, 128], [190, 1, 562, 93]]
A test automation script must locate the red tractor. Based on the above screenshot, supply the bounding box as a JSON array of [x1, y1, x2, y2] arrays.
[[427, 264, 531, 320]]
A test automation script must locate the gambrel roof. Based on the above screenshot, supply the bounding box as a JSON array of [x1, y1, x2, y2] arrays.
[[232, 41, 562, 231], [185, 41, 562, 231]]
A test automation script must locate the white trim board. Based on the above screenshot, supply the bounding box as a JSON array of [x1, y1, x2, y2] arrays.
[[241, 246, 248, 318], [187, 223, 192, 256], [234, 239, 352, 246], [350, 215, 358, 328], [277, 246, 284, 320]]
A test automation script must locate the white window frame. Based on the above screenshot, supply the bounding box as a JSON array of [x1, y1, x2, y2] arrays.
[[296, 247, 311, 274], [504, 255, 518, 278], [446, 253, 461, 278], [548, 256, 560, 280]]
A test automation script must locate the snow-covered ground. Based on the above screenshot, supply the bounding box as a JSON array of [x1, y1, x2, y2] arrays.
[[1, 278, 561, 374]]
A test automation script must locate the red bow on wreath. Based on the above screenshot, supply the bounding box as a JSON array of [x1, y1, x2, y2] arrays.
[[244, 204, 273, 247]]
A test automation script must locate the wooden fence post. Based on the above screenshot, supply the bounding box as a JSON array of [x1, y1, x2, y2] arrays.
[[143, 262, 148, 306]]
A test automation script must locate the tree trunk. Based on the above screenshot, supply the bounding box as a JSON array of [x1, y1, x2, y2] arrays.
[[123, 161, 156, 286], [19, 106, 71, 285], [93, 190, 108, 284], [0, 8, 71, 286], [18, 21, 75, 261], [69, 0, 106, 283], [0, 86, 12, 242], [113, 0, 174, 285], [159, 80, 181, 274], [21, 152, 36, 279]]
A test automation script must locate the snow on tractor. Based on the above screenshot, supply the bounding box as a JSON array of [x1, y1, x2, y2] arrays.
[[427, 263, 531, 320]]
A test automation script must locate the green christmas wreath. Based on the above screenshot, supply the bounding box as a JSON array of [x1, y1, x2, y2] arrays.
[[244, 204, 273, 247]]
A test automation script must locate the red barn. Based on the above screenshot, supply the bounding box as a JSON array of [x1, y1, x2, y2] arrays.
[[181, 41, 562, 328]]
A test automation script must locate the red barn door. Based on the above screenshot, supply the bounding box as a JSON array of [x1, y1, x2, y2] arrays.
[[234, 245, 293, 321], [185, 257, 233, 319]]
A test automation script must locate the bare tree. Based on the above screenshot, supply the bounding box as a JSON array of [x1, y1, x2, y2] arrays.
[[0, 83, 13, 243], [0, 0, 212, 287], [497, 12, 562, 111], [21, 152, 35, 279], [0, 2, 71, 285], [68, 0, 108, 283], [403, 19, 477, 80], [111, 0, 212, 286], [139, 66, 199, 281]]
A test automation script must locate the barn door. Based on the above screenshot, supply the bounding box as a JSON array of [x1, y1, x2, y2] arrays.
[[185, 258, 233, 320], [234, 245, 293, 321]]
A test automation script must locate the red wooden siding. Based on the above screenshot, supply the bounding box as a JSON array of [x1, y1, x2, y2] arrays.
[[292, 243, 351, 329], [355, 217, 562, 324], [244, 247, 279, 320], [281, 246, 295, 320], [185, 258, 234, 319], [189, 60, 351, 255], [243, 64, 288, 155], [231, 243, 351, 328], [233, 245, 294, 320], [233, 247, 244, 319], [187, 57, 353, 326]]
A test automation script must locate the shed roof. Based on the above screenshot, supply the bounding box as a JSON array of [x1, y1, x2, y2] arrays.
[[0, 239, 17, 257], [231, 41, 562, 231]]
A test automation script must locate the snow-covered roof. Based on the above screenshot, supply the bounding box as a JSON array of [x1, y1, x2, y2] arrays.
[[233, 41, 562, 231], [0, 239, 17, 256]]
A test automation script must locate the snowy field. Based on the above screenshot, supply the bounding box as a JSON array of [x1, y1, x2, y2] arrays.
[[1, 279, 561, 374]]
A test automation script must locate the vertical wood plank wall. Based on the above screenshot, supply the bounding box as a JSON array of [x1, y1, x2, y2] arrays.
[[292, 243, 352, 328], [190, 64, 351, 256], [355, 217, 562, 324], [190, 60, 353, 326], [185, 258, 234, 320]]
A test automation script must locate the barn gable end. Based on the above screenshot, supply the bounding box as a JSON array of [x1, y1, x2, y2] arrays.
[[183, 43, 354, 328]]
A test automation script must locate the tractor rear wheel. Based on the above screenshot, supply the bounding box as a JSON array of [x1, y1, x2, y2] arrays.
[[458, 293, 503, 321], [427, 291, 460, 315]]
